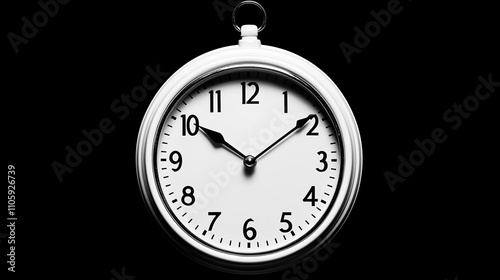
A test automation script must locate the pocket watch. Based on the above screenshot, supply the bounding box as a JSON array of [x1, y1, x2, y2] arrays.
[[136, 1, 362, 274]]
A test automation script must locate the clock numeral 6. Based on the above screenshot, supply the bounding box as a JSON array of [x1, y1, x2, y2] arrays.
[[181, 186, 195, 206], [181, 114, 199, 136], [279, 212, 293, 233], [243, 218, 257, 240], [303, 186, 318, 206]]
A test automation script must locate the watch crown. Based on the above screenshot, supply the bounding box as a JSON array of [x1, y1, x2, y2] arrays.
[[239, 25, 261, 48]]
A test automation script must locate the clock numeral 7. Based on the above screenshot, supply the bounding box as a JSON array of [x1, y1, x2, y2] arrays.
[[208, 212, 221, 231], [241, 82, 259, 104]]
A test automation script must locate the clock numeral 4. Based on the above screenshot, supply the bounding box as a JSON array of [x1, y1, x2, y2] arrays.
[[209, 90, 221, 113], [303, 186, 318, 206], [181, 114, 199, 136], [243, 218, 257, 240], [241, 82, 259, 104], [181, 186, 195, 206]]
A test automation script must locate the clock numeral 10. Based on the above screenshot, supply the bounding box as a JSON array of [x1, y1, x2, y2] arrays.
[[241, 82, 260, 104], [181, 114, 199, 136]]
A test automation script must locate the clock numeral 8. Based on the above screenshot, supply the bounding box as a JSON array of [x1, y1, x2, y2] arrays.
[[181, 186, 195, 206]]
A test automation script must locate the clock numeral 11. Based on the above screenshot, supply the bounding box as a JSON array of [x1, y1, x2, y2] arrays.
[[209, 90, 221, 113]]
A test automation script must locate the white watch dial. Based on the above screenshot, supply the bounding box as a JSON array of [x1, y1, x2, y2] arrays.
[[154, 68, 342, 255]]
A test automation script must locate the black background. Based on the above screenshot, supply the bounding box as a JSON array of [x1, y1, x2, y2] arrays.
[[4, 0, 498, 279]]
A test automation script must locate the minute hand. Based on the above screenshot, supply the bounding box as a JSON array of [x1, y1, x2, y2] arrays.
[[254, 114, 315, 160]]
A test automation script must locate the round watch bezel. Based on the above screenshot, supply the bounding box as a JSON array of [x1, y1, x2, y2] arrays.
[[136, 45, 362, 274]]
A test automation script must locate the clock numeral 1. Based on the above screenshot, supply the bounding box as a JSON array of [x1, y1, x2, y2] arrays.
[[181, 114, 199, 136], [209, 90, 221, 113], [241, 81, 259, 104], [243, 218, 257, 240], [303, 186, 318, 206], [283, 90, 288, 113], [279, 212, 293, 233], [181, 186, 195, 206]]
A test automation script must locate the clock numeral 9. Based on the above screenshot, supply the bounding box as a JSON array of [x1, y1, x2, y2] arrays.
[[303, 186, 318, 206], [243, 218, 257, 240], [181, 114, 199, 136], [181, 186, 195, 206], [279, 212, 293, 233], [241, 82, 259, 104], [169, 151, 182, 172]]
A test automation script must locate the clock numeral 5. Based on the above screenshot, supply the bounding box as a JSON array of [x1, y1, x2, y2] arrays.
[[243, 218, 257, 240], [279, 212, 293, 233], [241, 82, 259, 104], [181, 114, 199, 136]]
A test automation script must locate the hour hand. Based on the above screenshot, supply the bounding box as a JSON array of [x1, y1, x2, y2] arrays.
[[199, 126, 246, 159]]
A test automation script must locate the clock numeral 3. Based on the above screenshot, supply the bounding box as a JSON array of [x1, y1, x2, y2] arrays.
[[181, 114, 199, 136], [316, 151, 328, 172], [279, 212, 293, 233], [181, 186, 195, 206], [209, 90, 221, 113], [241, 82, 259, 104], [303, 186, 318, 206], [243, 218, 257, 240]]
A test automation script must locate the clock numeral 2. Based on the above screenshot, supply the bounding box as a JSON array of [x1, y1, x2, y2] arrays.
[[181, 114, 199, 136], [241, 82, 259, 104], [306, 114, 319, 136], [209, 90, 221, 113]]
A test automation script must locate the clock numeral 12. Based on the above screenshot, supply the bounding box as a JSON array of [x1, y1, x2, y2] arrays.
[[241, 82, 259, 104], [209, 90, 221, 113]]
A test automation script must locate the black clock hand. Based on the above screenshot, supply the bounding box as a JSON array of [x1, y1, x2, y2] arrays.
[[254, 114, 315, 161], [199, 126, 246, 159]]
